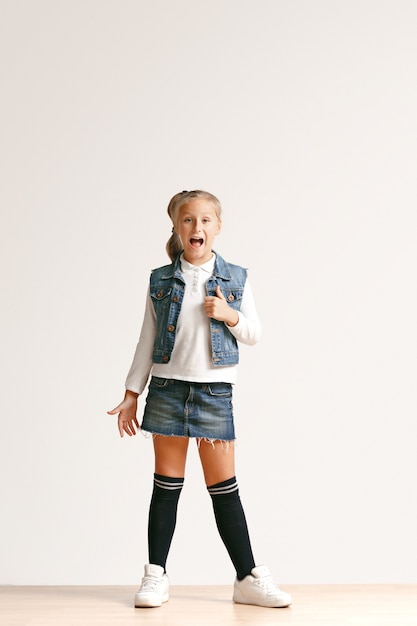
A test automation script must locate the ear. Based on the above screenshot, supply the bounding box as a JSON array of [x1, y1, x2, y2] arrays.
[[215, 219, 222, 235]]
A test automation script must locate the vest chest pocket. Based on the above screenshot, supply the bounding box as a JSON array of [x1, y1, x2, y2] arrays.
[[223, 288, 244, 310], [207, 287, 244, 304], [150, 287, 173, 312], [150, 287, 172, 301]]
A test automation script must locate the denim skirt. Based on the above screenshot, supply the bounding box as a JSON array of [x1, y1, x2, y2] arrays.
[[141, 376, 235, 441]]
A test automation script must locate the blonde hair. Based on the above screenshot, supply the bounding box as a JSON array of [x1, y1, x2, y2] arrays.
[[165, 190, 222, 261]]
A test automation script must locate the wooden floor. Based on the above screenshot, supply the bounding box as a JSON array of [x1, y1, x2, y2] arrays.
[[1, 585, 416, 626]]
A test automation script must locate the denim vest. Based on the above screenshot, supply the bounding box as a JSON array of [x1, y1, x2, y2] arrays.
[[149, 252, 247, 367]]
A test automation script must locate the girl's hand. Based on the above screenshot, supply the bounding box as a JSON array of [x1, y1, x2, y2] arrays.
[[204, 285, 239, 327], [107, 390, 139, 437]]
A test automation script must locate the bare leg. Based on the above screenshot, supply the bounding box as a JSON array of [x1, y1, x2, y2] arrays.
[[197, 439, 235, 486], [153, 435, 189, 476]]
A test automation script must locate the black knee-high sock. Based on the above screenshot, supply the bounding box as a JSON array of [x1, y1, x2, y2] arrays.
[[208, 477, 256, 580], [148, 473, 184, 570]]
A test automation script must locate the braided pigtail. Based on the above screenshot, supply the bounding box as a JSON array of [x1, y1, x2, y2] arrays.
[[166, 228, 183, 262]]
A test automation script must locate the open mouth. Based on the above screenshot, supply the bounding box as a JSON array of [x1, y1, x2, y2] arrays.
[[190, 237, 204, 247]]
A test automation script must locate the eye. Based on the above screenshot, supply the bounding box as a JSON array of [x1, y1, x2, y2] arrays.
[[202, 218, 211, 223]]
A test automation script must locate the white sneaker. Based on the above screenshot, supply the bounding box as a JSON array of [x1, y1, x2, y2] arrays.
[[134, 564, 169, 608], [233, 565, 292, 608]]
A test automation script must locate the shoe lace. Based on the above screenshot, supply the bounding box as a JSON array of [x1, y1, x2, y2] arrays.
[[254, 575, 280, 595], [140, 575, 162, 592]]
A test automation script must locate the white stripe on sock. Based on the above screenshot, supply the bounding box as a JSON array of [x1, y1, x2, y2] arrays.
[[208, 482, 238, 496], [154, 478, 184, 491]]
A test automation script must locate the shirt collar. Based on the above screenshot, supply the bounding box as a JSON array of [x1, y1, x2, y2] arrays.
[[180, 253, 216, 274]]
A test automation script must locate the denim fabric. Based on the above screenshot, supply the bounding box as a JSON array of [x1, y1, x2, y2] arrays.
[[141, 377, 235, 441], [149, 252, 247, 367]]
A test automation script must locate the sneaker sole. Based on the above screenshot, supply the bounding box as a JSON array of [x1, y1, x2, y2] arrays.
[[233, 597, 291, 608], [134, 593, 169, 608], [233, 588, 291, 608]]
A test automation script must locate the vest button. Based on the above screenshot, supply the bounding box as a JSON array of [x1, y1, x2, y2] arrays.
[[173, 295, 178, 302], [156, 290, 163, 298], [163, 355, 169, 362], [227, 293, 235, 302], [167, 325, 175, 332]]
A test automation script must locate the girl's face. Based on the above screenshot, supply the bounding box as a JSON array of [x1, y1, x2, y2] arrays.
[[175, 198, 221, 265]]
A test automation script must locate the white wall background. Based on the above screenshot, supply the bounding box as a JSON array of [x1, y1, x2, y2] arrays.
[[1, 0, 416, 585]]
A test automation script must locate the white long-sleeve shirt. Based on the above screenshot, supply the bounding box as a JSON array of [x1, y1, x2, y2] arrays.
[[125, 254, 261, 394]]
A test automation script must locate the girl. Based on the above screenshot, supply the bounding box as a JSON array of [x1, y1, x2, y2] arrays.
[[108, 190, 291, 609]]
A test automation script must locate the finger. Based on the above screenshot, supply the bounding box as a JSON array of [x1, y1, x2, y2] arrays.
[[126, 423, 136, 436], [107, 404, 122, 415], [118, 415, 129, 437], [123, 419, 137, 437], [122, 422, 132, 436], [216, 285, 225, 299]]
